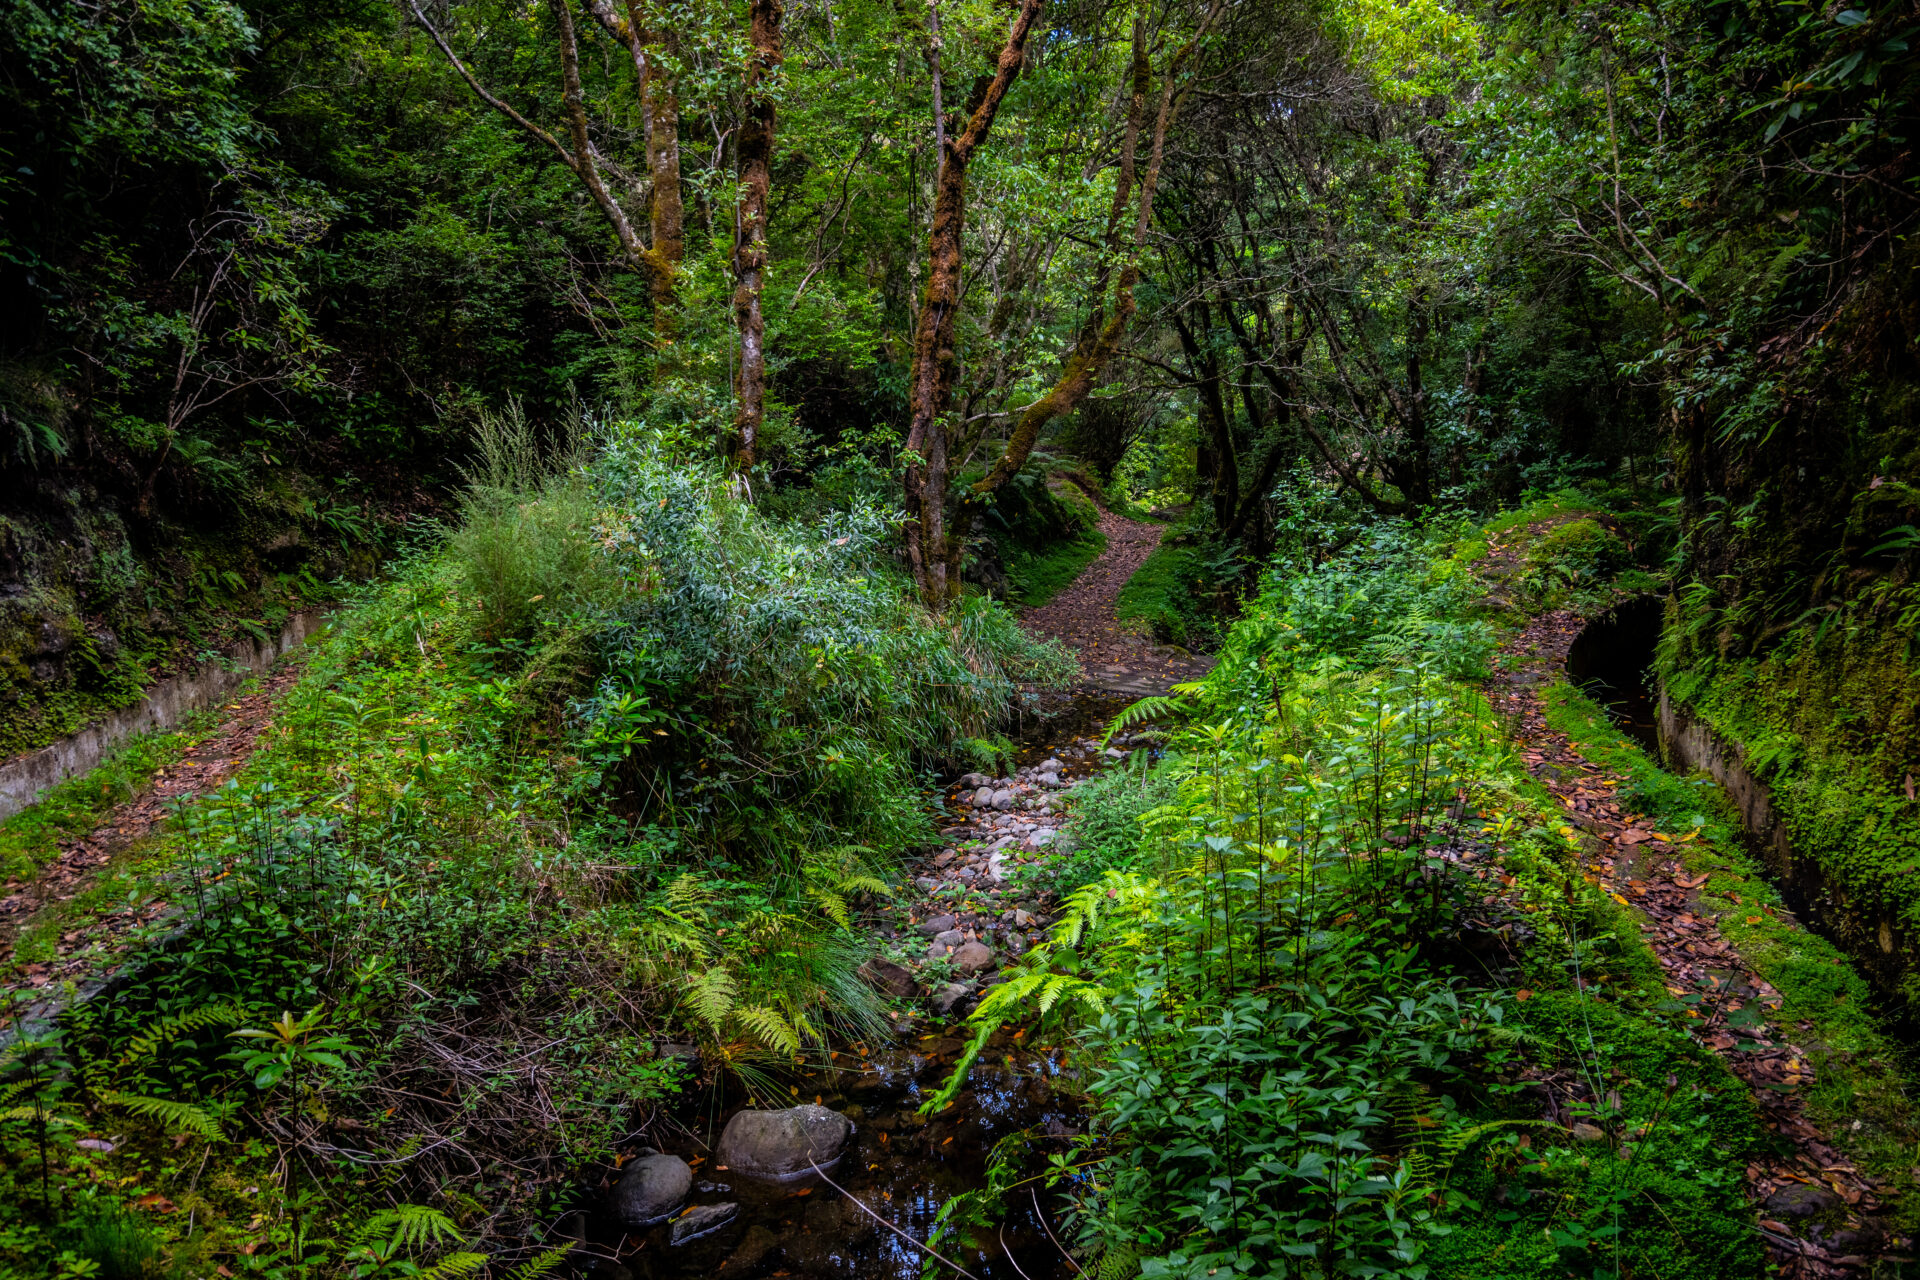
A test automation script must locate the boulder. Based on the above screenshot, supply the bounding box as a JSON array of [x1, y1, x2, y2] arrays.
[[670, 1203, 739, 1245], [717, 1104, 852, 1180], [857, 958, 916, 997], [990, 788, 1015, 811], [931, 928, 965, 947], [958, 772, 989, 789], [1764, 1184, 1836, 1218], [953, 941, 994, 973], [972, 786, 995, 806], [1038, 758, 1063, 772], [611, 1152, 693, 1226], [915, 914, 958, 937], [1027, 828, 1058, 849], [931, 982, 969, 1015], [914, 877, 939, 893], [1035, 771, 1061, 787]]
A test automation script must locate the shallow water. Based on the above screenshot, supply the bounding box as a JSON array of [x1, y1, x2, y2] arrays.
[[581, 1017, 1083, 1278]]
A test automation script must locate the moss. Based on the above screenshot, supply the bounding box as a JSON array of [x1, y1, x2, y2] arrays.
[[0, 709, 224, 885], [1663, 609, 1920, 1005], [1545, 680, 1920, 1233]]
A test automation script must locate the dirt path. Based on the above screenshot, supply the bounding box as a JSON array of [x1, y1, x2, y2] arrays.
[[0, 658, 307, 987], [1020, 508, 1213, 697], [1491, 603, 1896, 1276]]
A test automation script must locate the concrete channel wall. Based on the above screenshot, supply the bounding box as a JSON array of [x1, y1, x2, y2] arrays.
[[0, 609, 330, 823]]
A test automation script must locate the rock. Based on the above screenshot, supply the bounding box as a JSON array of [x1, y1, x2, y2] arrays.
[[671, 1202, 739, 1244], [955, 866, 977, 880], [1039, 758, 1063, 772], [724, 1225, 780, 1272], [1567, 1123, 1606, 1144], [958, 772, 989, 789], [932, 929, 964, 947], [1764, 1184, 1836, 1218], [1013, 909, 1036, 927], [716, 1105, 853, 1180], [973, 786, 995, 806], [953, 940, 994, 973], [655, 1041, 699, 1062], [989, 788, 1014, 811], [1027, 828, 1057, 849], [611, 1152, 693, 1226], [1036, 772, 1061, 787], [932, 850, 955, 868], [931, 982, 969, 1015], [1005, 930, 1028, 956], [916, 914, 958, 937], [1103, 747, 1127, 760], [915, 877, 939, 892], [991, 835, 1017, 850], [986, 852, 1009, 883], [857, 958, 916, 997]]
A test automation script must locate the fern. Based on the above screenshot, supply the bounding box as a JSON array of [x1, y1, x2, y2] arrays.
[[1103, 695, 1192, 746], [418, 1252, 488, 1279], [506, 1247, 571, 1280], [684, 967, 737, 1036], [98, 1092, 223, 1141], [731, 1004, 802, 1056], [353, 1204, 463, 1250], [115, 1001, 250, 1071]]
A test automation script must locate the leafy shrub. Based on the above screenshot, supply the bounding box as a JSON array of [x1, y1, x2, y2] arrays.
[[1045, 761, 1177, 892], [581, 424, 1075, 867]]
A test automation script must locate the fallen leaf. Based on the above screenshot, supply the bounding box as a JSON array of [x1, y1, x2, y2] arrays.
[[1515, 989, 1533, 1002]]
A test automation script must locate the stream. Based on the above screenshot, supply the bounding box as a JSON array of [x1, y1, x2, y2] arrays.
[[575, 691, 1143, 1280]]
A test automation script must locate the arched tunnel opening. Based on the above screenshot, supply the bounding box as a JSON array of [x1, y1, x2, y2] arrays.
[[1565, 594, 1664, 756]]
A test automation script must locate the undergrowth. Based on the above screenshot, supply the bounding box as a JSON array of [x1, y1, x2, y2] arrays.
[[0, 416, 1070, 1276]]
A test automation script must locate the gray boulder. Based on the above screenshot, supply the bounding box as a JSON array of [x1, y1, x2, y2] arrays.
[[670, 1202, 739, 1244], [990, 788, 1015, 811], [717, 1104, 852, 1180], [916, 914, 958, 937], [611, 1152, 692, 1226], [931, 982, 969, 1015], [972, 786, 995, 806], [953, 941, 994, 973]]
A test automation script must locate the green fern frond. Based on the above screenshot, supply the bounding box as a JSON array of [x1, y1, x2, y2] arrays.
[[507, 1247, 571, 1280], [98, 1092, 223, 1141], [117, 1001, 250, 1068], [685, 968, 737, 1036], [417, 1251, 488, 1279], [834, 873, 892, 898], [731, 1004, 802, 1056], [354, 1203, 464, 1249], [0, 1107, 77, 1125], [810, 889, 850, 930], [1102, 696, 1190, 746]]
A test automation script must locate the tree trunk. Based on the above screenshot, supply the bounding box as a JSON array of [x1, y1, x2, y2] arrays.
[[900, 0, 1046, 605], [731, 0, 782, 469]]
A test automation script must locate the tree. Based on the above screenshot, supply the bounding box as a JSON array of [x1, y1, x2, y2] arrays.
[[900, 0, 1218, 606]]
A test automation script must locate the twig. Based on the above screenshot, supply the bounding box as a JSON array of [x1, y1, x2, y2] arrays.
[[1032, 1186, 1085, 1276], [808, 1157, 982, 1280], [1000, 1224, 1036, 1280]]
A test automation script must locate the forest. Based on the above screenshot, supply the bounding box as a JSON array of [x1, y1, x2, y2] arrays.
[[2, 0, 1919, 1276]]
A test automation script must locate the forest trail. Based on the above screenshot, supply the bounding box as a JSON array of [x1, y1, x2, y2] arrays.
[[1019, 507, 1213, 696], [1488, 565, 1896, 1275], [0, 659, 306, 992]]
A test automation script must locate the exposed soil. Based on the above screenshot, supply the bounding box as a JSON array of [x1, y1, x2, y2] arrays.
[[1019, 508, 1213, 696], [1493, 602, 1902, 1276]]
